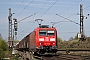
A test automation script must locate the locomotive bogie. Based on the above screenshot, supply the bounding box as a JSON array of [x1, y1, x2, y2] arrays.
[[39, 46, 57, 53]]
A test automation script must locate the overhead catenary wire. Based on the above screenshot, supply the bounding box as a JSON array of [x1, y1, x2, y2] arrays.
[[58, 32, 79, 34], [56, 14, 80, 25], [40, 0, 58, 18], [30, 0, 49, 21], [50, 0, 82, 22], [55, 4, 90, 38], [17, 13, 36, 23], [35, 0, 49, 14], [55, 2, 90, 21], [17, 21, 35, 34], [17, 0, 50, 39], [59, 0, 82, 14], [17, 22, 35, 39], [58, 31, 90, 35], [14, 0, 26, 12], [15, 0, 34, 18], [0, 28, 8, 31], [55, 13, 77, 27], [16, 0, 90, 40], [52, 1, 84, 25], [19, 0, 49, 22], [16, 0, 49, 23], [55, 5, 90, 28], [84, 5, 90, 9], [17, 0, 50, 36]]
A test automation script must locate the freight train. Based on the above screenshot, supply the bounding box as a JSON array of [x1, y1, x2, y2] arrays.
[[15, 25, 57, 54]]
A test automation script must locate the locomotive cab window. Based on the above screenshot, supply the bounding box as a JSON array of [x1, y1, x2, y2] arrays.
[[47, 30, 54, 36], [39, 30, 46, 36]]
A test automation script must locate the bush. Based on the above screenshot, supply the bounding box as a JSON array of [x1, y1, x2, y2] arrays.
[[0, 38, 9, 58], [0, 48, 5, 59]]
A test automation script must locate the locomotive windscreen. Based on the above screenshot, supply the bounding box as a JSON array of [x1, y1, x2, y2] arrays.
[[47, 30, 54, 36], [39, 30, 46, 36], [39, 30, 54, 36]]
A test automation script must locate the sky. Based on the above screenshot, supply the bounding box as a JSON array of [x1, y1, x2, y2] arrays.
[[0, 0, 90, 41]]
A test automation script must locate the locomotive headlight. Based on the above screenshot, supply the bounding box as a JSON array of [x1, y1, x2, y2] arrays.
[[39, 38, 44, 41], [53, 43, 55, 44], [40, 43, 42, 45], [50, 38, 55, 41]]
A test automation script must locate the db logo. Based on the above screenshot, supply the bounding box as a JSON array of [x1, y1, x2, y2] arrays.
[[45, 37, 49, 41]]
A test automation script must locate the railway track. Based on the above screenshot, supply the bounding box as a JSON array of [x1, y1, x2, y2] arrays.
[[17, 50, 90, 60], [33, 53, 90, 60]]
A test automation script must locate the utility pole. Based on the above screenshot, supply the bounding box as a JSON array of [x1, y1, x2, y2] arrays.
[[8, 8, 13, 50], [8, 8, 14, 59], [80, 4, 85, 40]]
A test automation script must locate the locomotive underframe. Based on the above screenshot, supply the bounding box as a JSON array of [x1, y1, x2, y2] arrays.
[[36, 46, 57, 54]]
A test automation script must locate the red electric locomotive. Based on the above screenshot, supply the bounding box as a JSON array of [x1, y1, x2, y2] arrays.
[[16, 25, 57, 54]]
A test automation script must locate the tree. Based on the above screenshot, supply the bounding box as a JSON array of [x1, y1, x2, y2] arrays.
[[0, 40, 8, 51], [0, 34, 2, 38], [57, 37, 62, 43], [0, 48, 5, 59], [74, 33, 78, 40], [69, 37, 74, 40], [0, 37, 8, 59]]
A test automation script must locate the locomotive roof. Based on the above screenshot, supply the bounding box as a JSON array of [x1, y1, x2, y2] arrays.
[[39, 25, 49, 28]]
